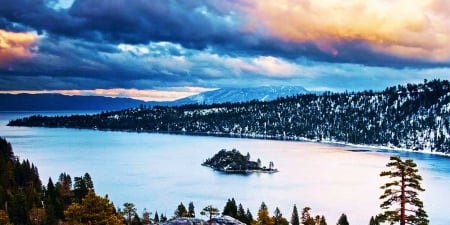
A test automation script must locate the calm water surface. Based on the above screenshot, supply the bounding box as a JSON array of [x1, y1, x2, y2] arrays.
[[1, 112, 449, 225]]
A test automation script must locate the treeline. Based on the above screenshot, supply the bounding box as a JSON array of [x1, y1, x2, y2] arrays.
[[0, 137, 428, 225], [9, 79, 450, 153], [0, 136, 348, 225]]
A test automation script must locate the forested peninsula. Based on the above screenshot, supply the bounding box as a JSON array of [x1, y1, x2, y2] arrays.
[[8, 80, 450, 154]]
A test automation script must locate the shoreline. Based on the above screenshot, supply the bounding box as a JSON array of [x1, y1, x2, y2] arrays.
[[5, 123, 450, 158]]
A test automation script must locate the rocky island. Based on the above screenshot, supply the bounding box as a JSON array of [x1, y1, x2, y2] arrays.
[[202, 149, 278, 174]]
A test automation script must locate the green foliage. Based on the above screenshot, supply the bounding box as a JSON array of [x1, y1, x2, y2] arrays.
[[336, 213, 349, 225], [73, 173, 94, 203], [64, 191, 123, 225], [300, 207, 314, 225], [290, 204, 299, 225], [200, 205, 220, 221], [272, 207, 288, 225], [188, 201, 196, 218], [378, 156, 429, 225], [223, 198, 238, 217], [122, 202, 137, 225], [174, 202, 188, 218], [257, 202, 274, 225], [368, 216, 379, 225], [0, 137, 43, 225]]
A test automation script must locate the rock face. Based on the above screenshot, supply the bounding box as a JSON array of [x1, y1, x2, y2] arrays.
[[202, 149, 278, 174], [160, 216, 246, 225], [210, 216, 246, 225], [162, 217, 206, 225]]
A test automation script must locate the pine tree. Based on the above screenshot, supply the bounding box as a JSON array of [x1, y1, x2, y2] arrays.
[[336, 213, 349, 225], [154, 211, 160, 223], [257, 202, 273, 225], [236, 204, 247, 223], [200, 205, 220, 225], [246, 209, 254, 225], [378, 156, 429, 225], [300, 207, 314, 225], [122, 202, 137, 225], [188, 201, 195, 218], [64, 191, 122, 225], [272, 207, 288, 225], [223, 198, 238, 217], [174, 202, 188, 218], [319, 215, 327, 225], [290, 205, 299, 225], [368, 216, 378, 225]]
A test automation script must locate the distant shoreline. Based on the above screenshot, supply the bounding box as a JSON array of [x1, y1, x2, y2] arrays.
[[6, 118, 449, 158]]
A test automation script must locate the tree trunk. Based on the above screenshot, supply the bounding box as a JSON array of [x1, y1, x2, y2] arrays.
[[400, 168, 406, 225]]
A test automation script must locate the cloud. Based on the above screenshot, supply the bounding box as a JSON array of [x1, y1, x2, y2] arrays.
[[0, 29, 38, 65], [246, 0, 450, 63]]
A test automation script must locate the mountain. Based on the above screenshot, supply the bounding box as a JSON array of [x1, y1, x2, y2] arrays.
[[9, 80, 450, 154], [172, 86, 311, 105], [0, 86, 312, 111], [0, 93, 147, 111]]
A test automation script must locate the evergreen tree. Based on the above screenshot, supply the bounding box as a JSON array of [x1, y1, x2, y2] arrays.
[[236, 203, 247, 223], [257, 202, 273, 225], [200, 205, 220, 225], [246, 209, 254, 225], [64, 191, 122, 225], [188, 201, 195, 218], [300, 207, 314, 225], [154, 211, 160, 223], [272, 207, 288, 225], [122, 202, 137, 225], [174, 202, 188, 218], [319, 215, 327, 225], [160, 213, 167, 222], [336, 213, 349, 225], [378, 156, 429, 225], [368, 216, 378, 225], [223, 198, 238, 217], [290, 205, 299, 225], [83, 172, 94, 191], [142, 209, 151, 225]]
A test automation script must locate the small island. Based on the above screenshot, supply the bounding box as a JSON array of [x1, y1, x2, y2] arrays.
[[202, 149, 278, 174]]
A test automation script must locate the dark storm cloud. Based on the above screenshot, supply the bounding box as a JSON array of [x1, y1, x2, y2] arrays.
[[1, 0, 447, 68]]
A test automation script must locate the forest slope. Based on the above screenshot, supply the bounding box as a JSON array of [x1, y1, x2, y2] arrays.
[[8, 80, 450, 153]]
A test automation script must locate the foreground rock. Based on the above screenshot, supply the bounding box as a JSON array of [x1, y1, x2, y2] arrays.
[[161, 216, 245, 225]]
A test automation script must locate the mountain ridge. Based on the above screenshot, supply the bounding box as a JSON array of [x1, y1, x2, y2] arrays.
[[0, 86, 312, 111]]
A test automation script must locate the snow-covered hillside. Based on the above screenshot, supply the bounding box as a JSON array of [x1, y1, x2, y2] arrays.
[[173, 86, 311, 105]]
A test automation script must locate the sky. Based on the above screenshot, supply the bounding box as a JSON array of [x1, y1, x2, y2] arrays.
[[0, 0, 449, 101]]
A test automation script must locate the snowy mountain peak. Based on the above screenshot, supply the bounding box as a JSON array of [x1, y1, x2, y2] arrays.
[[174, 86, 311, 105]]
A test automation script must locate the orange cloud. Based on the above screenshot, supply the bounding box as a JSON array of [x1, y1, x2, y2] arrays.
[[246, 0, 450, 61], [0, 29, 38, 65]]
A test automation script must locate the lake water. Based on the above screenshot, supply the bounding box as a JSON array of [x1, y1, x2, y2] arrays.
[[1, 112, 449, 225]]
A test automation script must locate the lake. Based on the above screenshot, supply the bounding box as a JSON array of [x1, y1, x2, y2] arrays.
[[1, 111, 449, 225]]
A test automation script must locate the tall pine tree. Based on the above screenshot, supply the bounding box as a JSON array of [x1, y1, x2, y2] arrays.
[[290, 205, 299, 225], [378, 156, 428, 225]]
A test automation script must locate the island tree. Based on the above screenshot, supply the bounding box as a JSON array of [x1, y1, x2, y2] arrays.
[[378, 156, 428, 225]]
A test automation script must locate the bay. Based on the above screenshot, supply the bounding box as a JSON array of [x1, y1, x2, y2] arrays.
[[1, 112, 449, 225]]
